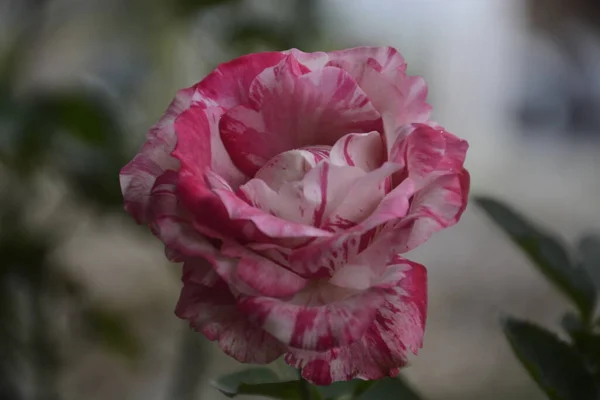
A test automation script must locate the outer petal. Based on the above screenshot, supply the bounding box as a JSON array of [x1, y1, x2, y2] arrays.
[[284, 258, 427, 385], [220, 55, 382, 175], [380, 169, 470, 254], [146, 171, 258, 296], [324, 47, 431, 132], [120, 86, 194, 223], [238, 286, 385, 352], [192, 51, 287, 109], [286, 47, 406, 76], [175, 260, 286, 364], [173, 104, 246, 188], [121, 51, 284, 223], [390, 124, 468, 189], [288, 47, 431, 152]]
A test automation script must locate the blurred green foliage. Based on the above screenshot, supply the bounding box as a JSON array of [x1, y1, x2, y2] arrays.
[[477, 196, 600, 400], [213, 367, 424, 400], [0, 0, 324, 399]]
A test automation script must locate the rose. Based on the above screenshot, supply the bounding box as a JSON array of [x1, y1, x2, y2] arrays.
[[120, 47, 469, 385]]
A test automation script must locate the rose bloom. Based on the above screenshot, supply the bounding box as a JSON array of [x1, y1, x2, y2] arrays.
[[120, 47, 469, 385]]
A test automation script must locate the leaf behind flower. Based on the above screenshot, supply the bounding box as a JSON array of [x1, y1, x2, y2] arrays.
[[502, 316, 597, 400], [475, 196, 597, 320], [212, 367, 306, 399]]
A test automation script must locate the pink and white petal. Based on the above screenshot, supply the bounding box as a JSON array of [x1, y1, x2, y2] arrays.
[[284, 258, 427, 385], [239, 159, 365, 229], [182, 259, 221, 287], [237, 149, 322, 226], [321, 51, 430, 153], [173, 104, 246, 188], [172, 109, 327, 243], [437, 129, 469, 173], [217, 320, 287, 364], [327, 46, 408, 77], [389, 124, 469, 189], [240, 178, 313, 227], [247, 54, 310, 107], [120, 86, 195, 223], [147, 173, 261, 295], [401, 75, 432, 124], [288, 46, 407, 77], [290, 176, 416, 277], [374, 257, 427, 354], [172, 160, 303, 246], [301, 162, 366, 228], [246, 242, 294, 269], [147, 171, 219, 258], [390, 124, 445, 187], [321, 162, 401, 233], [192, 51, 287, 109], [284, 48, 330, 70], [210, 174, 333, 241], [220, 59, 381, 175], [175, 273, 285, 363], [254, 149, 320, 191], [325, 47, 431, 129], [221, 242, 308, 298], [330, 131, 384, 171], [238, 287, 385, 352], [329, 61, 406, 151], [378, 169, 470, 255]]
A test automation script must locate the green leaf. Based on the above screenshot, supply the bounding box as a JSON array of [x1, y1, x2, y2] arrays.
[[502, 316, 597, 400], [578, 234, 600, 291], [316, 380, 375, 400], [271, 357, 301, 380], [82, 307, 141, 359], [356, 376, 423, 400], [213, 367, 304, 399], [561, 312, 585, 337], [475, 196, 596, 320], [232, 381, 303, 399]]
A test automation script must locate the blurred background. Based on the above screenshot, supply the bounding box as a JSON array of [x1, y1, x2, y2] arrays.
[[2, 0, 600, 399]]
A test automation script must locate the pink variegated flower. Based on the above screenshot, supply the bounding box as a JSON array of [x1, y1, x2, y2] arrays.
[[120, 47, 469, 385]]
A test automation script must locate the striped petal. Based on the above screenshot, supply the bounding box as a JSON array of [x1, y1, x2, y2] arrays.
[[239, 157, 366, 230], [222, 242, 308, 298], [284, 258, 427, 385], [173, 104, 246, 188], [376, 169, 470, 255], [220, 55, 381, 176], [288, 47, 431, 153], [389, 123, 469, 189], [330, 131, 384, 171], [289, 176, 415, 277], [121, 51, 285, 224], [192, 51, 287, 109], [238, 286, 385, 352], [120, 86, 194, 224], [175, 260, 286, 364]]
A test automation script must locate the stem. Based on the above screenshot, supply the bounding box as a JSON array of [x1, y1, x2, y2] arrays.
[[31, 281, 59, 400], [299, 376, 312, 400], [165, 327, 207, 400]]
